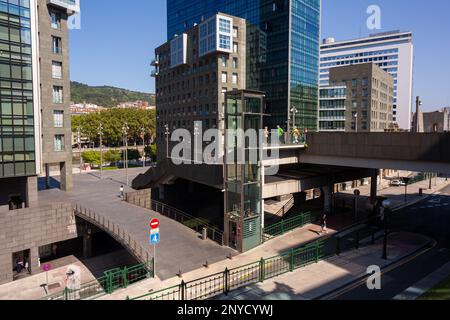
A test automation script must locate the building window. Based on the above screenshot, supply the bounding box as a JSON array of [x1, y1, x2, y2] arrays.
[[54, 135, 65, 152], [221, 55, 227, 67], [219, 34, 231, 50], [52, 36, 62, 54], [51, 12, 61, 29], [53, 110, 64, 128], [52, 61, 62, 79], [233, 57, 238, 69], [53, 86, 63, 103], [233, 42, 238, 53], [232, 73, 238, 84], [221, 72, 227, 83], [233, 27, 238, 37]]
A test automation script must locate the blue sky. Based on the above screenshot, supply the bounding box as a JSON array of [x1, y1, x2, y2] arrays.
[[70, 0, 450, 111]]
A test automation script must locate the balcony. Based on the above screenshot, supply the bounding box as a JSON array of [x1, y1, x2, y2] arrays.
[[47, 0, 80, 15], [151, 70, 159, 78], [150, 58, 159, 67]]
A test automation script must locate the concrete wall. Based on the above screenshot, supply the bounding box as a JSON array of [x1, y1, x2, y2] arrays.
[[125, 189, 152, 209], [0, 202, 77, 285]]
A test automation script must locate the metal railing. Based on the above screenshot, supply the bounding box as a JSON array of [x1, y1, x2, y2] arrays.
[[43, 260, 154, 300], [150, 200, 224, 246], [263, 212, 312, 242], [74, 204, 151, 264], [129, 219, 383, 301]]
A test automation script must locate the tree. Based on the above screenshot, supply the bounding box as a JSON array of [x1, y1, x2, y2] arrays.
[[82, 150, 101, 166], [104, 150, 121, 164], [123, 149, 141, 161], [145, 145, 157, 162]]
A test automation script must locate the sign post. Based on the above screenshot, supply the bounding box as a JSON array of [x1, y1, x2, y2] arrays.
[[149, 219, 160, 275]]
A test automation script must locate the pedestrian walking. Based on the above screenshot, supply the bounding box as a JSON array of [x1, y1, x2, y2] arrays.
[[120, 185, 124, 200], [320, 213, 328, 235]]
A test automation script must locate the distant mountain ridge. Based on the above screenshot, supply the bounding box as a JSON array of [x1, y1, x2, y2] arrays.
[[70, 81, 155, 108]]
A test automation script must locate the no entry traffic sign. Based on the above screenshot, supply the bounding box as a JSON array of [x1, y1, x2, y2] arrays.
[[150, 219, 160, 229]]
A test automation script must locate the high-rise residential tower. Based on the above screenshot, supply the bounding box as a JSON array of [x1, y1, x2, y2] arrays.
[[166, 0, 321, 132], [320, 31, 413, 130]]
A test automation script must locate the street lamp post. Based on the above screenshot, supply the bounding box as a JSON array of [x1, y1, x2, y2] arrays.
[[354, 112, 358, 133], [141, 126, 146, 168], [402, 177, 411, 203], [98, 123, 103, 179], [122, 122, 130, 186], [77, 126, 82, 174], [164, 124, 170, 159], [381, 199, 392, 260]]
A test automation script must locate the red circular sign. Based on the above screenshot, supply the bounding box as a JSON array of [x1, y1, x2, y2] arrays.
[[150, 219, 160, 229]]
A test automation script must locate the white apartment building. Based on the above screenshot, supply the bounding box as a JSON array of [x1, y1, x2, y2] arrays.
[[320, 31, 414, 130]]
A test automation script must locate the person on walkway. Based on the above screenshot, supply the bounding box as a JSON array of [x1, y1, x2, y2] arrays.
[[120, 185, 124, 199], [320, 213, 328, 235], [277, 125, 284, 144]]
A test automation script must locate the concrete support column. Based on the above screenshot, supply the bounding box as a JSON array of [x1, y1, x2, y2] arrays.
[[29, 247, 40, 275], [26, 176, 38, 208], [83, 232, 93, 259], [370, 169, 380, 201], [60, 161, 73, 192], [45, 164, 50, 190], [322, 186, 335, 215], [0, 254, 13, 285]]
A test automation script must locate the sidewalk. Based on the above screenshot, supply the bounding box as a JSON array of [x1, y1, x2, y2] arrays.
[[216, 232, 432, 300], [393, 261, 450, 300], [99, 214, 354, 300], [339, 177, 449, 211]]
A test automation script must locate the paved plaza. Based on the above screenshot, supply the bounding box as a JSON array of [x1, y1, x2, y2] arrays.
[[38, 168, 231, 281]]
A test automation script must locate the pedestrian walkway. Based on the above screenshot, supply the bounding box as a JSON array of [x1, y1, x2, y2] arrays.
[[37, 168, 231, 281], [339, 176, 449, 211], [216, 232, 432, 300], [99, 213, 357, 300]]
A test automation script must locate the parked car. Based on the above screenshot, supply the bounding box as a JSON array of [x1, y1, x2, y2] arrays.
[[390, 179, 406, 187]]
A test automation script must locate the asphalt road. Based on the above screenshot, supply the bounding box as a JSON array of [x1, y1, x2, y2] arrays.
[[334, 184, 450, 300]]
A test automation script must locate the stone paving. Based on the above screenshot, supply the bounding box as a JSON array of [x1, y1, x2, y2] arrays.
[[37, 168, 231, 281], [216, 232, 432, 300]]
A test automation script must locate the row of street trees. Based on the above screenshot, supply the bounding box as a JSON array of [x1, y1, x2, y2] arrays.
[[72, 108, 156, 146]]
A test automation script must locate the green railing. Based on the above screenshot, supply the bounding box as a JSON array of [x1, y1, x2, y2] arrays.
[[263, 212, 312, 242], [42, 259, 154, 300], [151, 200, 224, 246], [129, 219, 383, 301]]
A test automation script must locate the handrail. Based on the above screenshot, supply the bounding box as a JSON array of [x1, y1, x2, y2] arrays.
[[150, 199, 224, 246], [273, 196, 295, 219]]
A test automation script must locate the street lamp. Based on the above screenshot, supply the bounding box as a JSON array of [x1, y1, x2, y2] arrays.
[[381, 199, 392, 260], [98, 123, 103, 179], [122, 122, 130, 186], [77, 126, 83, 174], [290, 107, 298, 143], [141, 126, 146, 168], [354, 112, 358, 133], [164, 124, 170, 159]]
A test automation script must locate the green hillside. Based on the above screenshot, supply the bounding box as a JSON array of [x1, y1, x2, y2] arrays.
[[70, 81, 155, 108]]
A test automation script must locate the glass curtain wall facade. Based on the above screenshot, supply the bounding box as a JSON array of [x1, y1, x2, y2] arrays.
[[167, 0, 321, 132], [0, 0, 35, 178]]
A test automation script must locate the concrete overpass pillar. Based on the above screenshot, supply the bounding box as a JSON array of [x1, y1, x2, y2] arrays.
[[159, 185, 165, 200], [322, 182, 334, 215], [370, 169, 380, 201], [83, 230, 93, 259]]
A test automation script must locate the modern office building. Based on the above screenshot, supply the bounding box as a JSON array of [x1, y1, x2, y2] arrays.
[[328, 63, 394, 132], [166, 0, 321, 132], [320, 31, 413, 130], [319, 85, 347, 132], [0, 0, 79, 285]]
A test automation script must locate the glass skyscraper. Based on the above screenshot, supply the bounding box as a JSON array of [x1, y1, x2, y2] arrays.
[[167, 0, 321, 132], [0, 0, 36, 178]]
